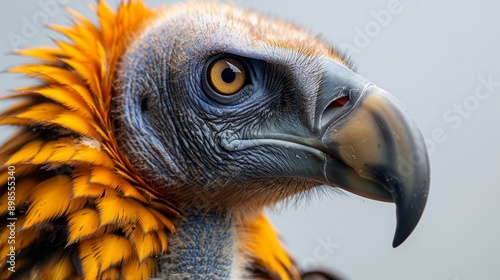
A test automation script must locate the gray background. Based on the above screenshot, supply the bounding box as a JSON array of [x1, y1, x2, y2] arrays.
[[1, 1, 499, 279]]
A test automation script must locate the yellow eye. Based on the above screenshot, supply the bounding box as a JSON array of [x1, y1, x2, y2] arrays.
[[207, 57, 247, 95]]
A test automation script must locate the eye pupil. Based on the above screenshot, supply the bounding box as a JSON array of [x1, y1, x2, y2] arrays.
[[206, 56, 248, 97], [221, 67, 236, 83]]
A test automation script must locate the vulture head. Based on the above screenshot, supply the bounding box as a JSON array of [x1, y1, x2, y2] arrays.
[[0, 1, 429, 279]]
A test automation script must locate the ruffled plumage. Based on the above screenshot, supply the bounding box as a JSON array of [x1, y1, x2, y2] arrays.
[[0, 1, 298, 279]]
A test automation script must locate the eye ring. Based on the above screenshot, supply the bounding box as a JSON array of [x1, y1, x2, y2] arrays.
[[202, 55, 252, 105]]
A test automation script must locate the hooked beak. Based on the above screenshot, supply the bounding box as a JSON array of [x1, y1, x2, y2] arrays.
[[240, 58, 429, 247], [316, 60, 430, 247]]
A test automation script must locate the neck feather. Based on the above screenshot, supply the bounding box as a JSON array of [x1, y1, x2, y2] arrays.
[[158, 210, 238, 279]]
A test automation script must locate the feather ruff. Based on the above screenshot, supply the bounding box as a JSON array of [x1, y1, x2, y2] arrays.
[[0, 1, 176, 279]]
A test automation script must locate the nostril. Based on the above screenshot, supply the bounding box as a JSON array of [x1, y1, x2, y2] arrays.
[[321, 95, 350, 127], [330, 96, 349, 108], [324, 96, 349, 115]]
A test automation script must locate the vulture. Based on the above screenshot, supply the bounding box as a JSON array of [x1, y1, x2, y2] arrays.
[[0, 1, 430, 279]]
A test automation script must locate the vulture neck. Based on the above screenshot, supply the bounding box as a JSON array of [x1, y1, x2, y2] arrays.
[[159, 210, 238, 279]]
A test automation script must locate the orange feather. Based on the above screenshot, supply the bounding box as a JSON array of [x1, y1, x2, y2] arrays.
[[121, 256, 157, 280], [240, 213, 301, 280], [78, 234, 133, 279], [35, 85, 93, 119], [15, 47, 66, 63], [23, 176, 86, 229], [67, 208, 101, 245], [39, 253, 76, 280]]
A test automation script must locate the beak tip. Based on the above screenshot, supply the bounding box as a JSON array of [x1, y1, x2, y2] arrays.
[[392, 187, 429, 248], [392, 215, 418, 248], [392, 220, 417, 248], [392, 229, 409, 248]]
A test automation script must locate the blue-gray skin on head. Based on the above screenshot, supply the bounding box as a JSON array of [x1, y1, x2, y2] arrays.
[[113, 4, 333, 210], [112, 2, 429, 278]]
